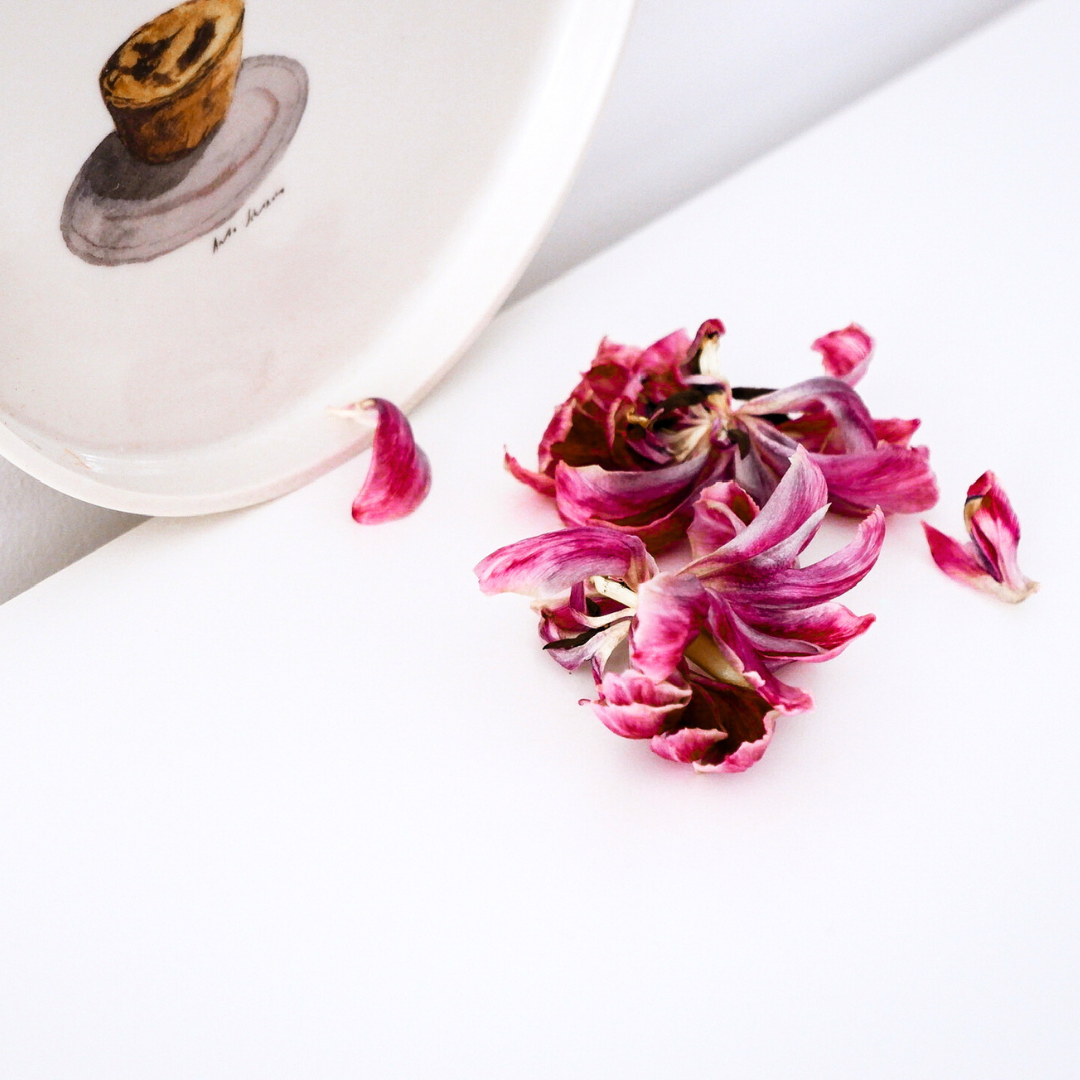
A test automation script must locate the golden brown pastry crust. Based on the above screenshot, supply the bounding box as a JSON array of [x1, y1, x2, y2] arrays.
[[100, 0, 245, 164]]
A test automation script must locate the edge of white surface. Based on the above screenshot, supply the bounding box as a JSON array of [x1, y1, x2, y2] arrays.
[[0, 0, 635, 518]]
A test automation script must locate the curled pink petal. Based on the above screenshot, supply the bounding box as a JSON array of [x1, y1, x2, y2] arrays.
[[740, 377, 878, 453], [923, 472, 1038, 603], [812, 444, 938, 515], [812, 324, 874, 386], [348, 399, 431, 524], [873, 417, 921, 447], [631, 573, 711, 682], [733, 602, 876, 664], [553, 451, 729, 549], [693, 447, 828, 571], [504, 450, 555, 496], [719, 507, 885, 611], [687, 481, 759, 558], [475, 527, 655, 597], [590, 670, 691, 739]]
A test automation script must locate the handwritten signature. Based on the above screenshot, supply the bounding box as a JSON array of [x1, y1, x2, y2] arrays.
[[212, 187, 286, 253]]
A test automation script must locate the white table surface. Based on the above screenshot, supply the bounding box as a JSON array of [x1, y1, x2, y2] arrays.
[[2, 0, 1077, 1075]]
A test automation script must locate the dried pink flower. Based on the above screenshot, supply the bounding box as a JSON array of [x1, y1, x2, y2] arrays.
[[922, 471, 1038, 603], [477, 450, 883, 772], [506, 320, 936, 550]]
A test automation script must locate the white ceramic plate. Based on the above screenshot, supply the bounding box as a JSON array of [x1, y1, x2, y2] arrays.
[[0, 0, 634, 514]]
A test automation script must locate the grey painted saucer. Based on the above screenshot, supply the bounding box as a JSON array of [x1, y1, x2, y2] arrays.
[[61, 55, 308, 266]]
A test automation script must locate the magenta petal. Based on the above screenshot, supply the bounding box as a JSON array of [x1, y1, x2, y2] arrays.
[[873, 417, 921, 447], [702, 599, 814, 714], [687, 481, 759, 558], [554, 456, 708, 520], [504, 450, 556, 496], [552, 453, 724, 549], [590, 670, 691, 739], [739, 377, 878, 453], [631, 573, 711, 682], [689, 712, 776, 773], [350, 399, 432, 524], [922, 522, 990, 586], [812, 324, 874, 386], [965, 472, 1037, 598], [722, 507, 886, 610], [923, 472, 1038, 603], [475, 527, 655, 597], [694, 447, 828, 571], [812, 444, 938, 514], [650, 726, 727, 763], [734, 602, 876, 664]]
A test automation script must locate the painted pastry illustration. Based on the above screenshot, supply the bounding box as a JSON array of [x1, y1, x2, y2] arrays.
[[61, 0, 308, 266], [100, 0, 247, 164]]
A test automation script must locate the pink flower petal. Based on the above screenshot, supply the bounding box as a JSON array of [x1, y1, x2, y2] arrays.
[[631, 573, 711, 682], [650, 726, 727, 763], [589, 669, 692, 739], [692, 447, 828, 572], [348, 399, 432, 525], [733, 602, 876, 664], [475, 528, 656, 598], [922, 522, 991, 588], [812, 444, 938, 514], [687, 481, 759, 558], [719, 507, 886, 611], [812, 324, 874, 386], [702, 599, 814, 714], [923, 472, 1038, 603], [553, 451, 729, 549], [739, 377, 878, 453], [504, 450, 555, 496], [873, 417, 921, 447]]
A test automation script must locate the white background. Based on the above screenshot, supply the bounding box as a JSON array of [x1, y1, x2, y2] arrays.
[[0, 0, 1022, 602]]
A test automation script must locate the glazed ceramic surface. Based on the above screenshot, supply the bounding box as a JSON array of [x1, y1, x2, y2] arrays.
[[0, 0, 635, 513]]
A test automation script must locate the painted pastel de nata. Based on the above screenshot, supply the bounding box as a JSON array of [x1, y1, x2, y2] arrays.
[[99, 0, 246, 164]]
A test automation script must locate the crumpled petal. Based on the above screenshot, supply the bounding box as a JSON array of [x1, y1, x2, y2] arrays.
[[812, 324, 874, 386], [475, 527, 656, 598], [813, 444, 938, 515], [922, 471, 1038, 603], [589, 669, 691, 739], [649, 674, 782, 773], [630, 572, 712, 682], [732, 602, 876, 664], [533, 329, 691, 477], [553, 450, 730, 549], [347, 398, 432, 524], [716, 507, 886, 610], [740, 377, 879, 453], [691, 447, 828, 572], [687, 481, 759, 558]]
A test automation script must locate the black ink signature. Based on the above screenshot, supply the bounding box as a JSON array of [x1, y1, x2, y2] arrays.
[[212, 187, 286, 253]]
